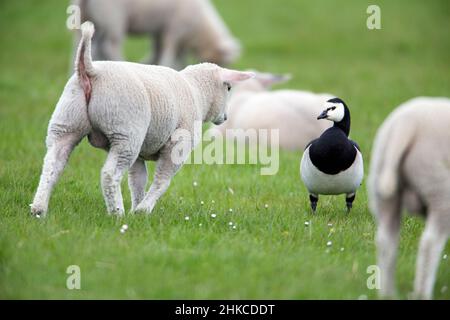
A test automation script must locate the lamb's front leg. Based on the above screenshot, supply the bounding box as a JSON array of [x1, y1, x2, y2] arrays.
[[133, 153, 182, 214], [133, 125, 196, 214], [128, 158, 148, 211]]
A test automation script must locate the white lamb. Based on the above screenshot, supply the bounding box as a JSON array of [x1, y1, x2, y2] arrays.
[[72, 0, 240, 69], [368, 97, 450, 299], [215, 71, 332, 150], [31, 22, 253, 217]]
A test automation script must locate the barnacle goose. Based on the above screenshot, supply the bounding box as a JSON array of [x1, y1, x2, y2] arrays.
[[300, 98, 363, 212]]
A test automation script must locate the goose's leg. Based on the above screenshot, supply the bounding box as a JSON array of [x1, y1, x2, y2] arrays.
[[309, 194, 318, 213], [346, 193, 356, 212]]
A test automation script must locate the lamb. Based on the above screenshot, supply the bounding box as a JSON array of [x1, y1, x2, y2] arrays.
[[214, 71, 332, 150], [71, 0, 241, 69], [31, 22, 253, 217], [368, 97, 450, 299]]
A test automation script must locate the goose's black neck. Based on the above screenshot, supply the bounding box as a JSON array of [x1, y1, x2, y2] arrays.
[[333, 111, 351, 136]]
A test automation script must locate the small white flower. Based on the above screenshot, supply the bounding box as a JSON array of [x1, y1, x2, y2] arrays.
[[193, 181, 198, 187], [232, 225, 237, 230], [121, 224, 128, 230], [200, 201, 204, 205], [340, 247, 345, 252], [264, 204, 269, 209], [304, 221, 310, 226], [211, 214, 217, 218], [185, 216, 190, 221], [228, 187, 234, 195], [443, 254, 448, 260], [36, 215, 41, 219], [327, 223, 333, 227], [228, 222, 233, 226], [211, 200, 215, 204], [326, 241, 332, 247], [120, 228, 126, 234], [229, 208, 233, 213], [199, 223, 202, 227]]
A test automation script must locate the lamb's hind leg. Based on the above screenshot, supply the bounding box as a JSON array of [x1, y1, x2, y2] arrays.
[[101, 139, 141, 216], [414, 211, 449, 299], [31, 131, 84, 216], [375, 195, 401, 298]]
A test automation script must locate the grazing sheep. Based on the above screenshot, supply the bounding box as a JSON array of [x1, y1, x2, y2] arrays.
[[72, 0, 240, 69], [214, 71, 332, 150], [31, 22, 253, 217], [368, 97, 450, 299]]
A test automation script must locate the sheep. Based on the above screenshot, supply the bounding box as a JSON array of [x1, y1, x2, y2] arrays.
[[71, 0, 241, 69], [31, 22, 253, 217], [368, 96, 450, 299], [214, 71, 333, 150]]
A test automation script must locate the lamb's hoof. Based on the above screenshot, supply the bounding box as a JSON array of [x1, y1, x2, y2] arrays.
[[108, 208, 125, 217], [30, 203, 46, 218], [346, 204, 352, 213], [132, 205, 153, 215]]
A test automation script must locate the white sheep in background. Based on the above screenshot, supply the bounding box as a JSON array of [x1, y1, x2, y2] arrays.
[[214, 71, 333, 150], [72, 0, 240, 69], [31, 22, 253, 217], [368, 97, 450, 299]]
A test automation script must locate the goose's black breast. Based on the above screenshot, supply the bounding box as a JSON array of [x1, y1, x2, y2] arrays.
[[308, 128, 358, 175]]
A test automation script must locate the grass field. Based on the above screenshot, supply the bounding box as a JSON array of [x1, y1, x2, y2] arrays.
[[0, 0, 449, 299]]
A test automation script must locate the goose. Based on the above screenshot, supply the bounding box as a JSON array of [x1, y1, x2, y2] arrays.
[[300, 97, 363, 212]]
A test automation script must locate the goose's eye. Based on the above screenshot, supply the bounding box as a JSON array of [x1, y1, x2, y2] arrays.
[[331, 106, 336, 110]]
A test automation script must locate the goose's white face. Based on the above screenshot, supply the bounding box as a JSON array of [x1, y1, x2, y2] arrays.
[[320, 102, 345, 122]]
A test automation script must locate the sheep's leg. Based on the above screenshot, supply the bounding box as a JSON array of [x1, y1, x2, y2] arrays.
[[146, 33, 162, 65], [346, 193, 356, 212], [375, 197, 401, 298], [128, 158, 148, 211], [101, 142, 140, 216], [157, 31, 179, 69], [99, 36, 124, 61], [413, 213, 449, 299], [31, 133, 83, 216]]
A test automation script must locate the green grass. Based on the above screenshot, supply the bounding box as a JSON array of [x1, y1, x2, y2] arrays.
[[0, 0, 449, 299]]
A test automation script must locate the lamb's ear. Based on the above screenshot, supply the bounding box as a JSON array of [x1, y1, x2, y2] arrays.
[[220, 69, 255, 85], [254, 72, 292, 88]]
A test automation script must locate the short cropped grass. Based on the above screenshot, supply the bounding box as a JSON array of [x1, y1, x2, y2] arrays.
[[0, 0, 449, 299]]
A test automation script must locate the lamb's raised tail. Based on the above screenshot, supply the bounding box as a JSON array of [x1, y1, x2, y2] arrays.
[[75, 21, 95, 104]]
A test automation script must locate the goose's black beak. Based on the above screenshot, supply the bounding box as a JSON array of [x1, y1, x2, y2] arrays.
[[317, 110, 328, 120]]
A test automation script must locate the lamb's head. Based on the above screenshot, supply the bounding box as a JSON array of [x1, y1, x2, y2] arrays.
[[182, 63, 254, 125]]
